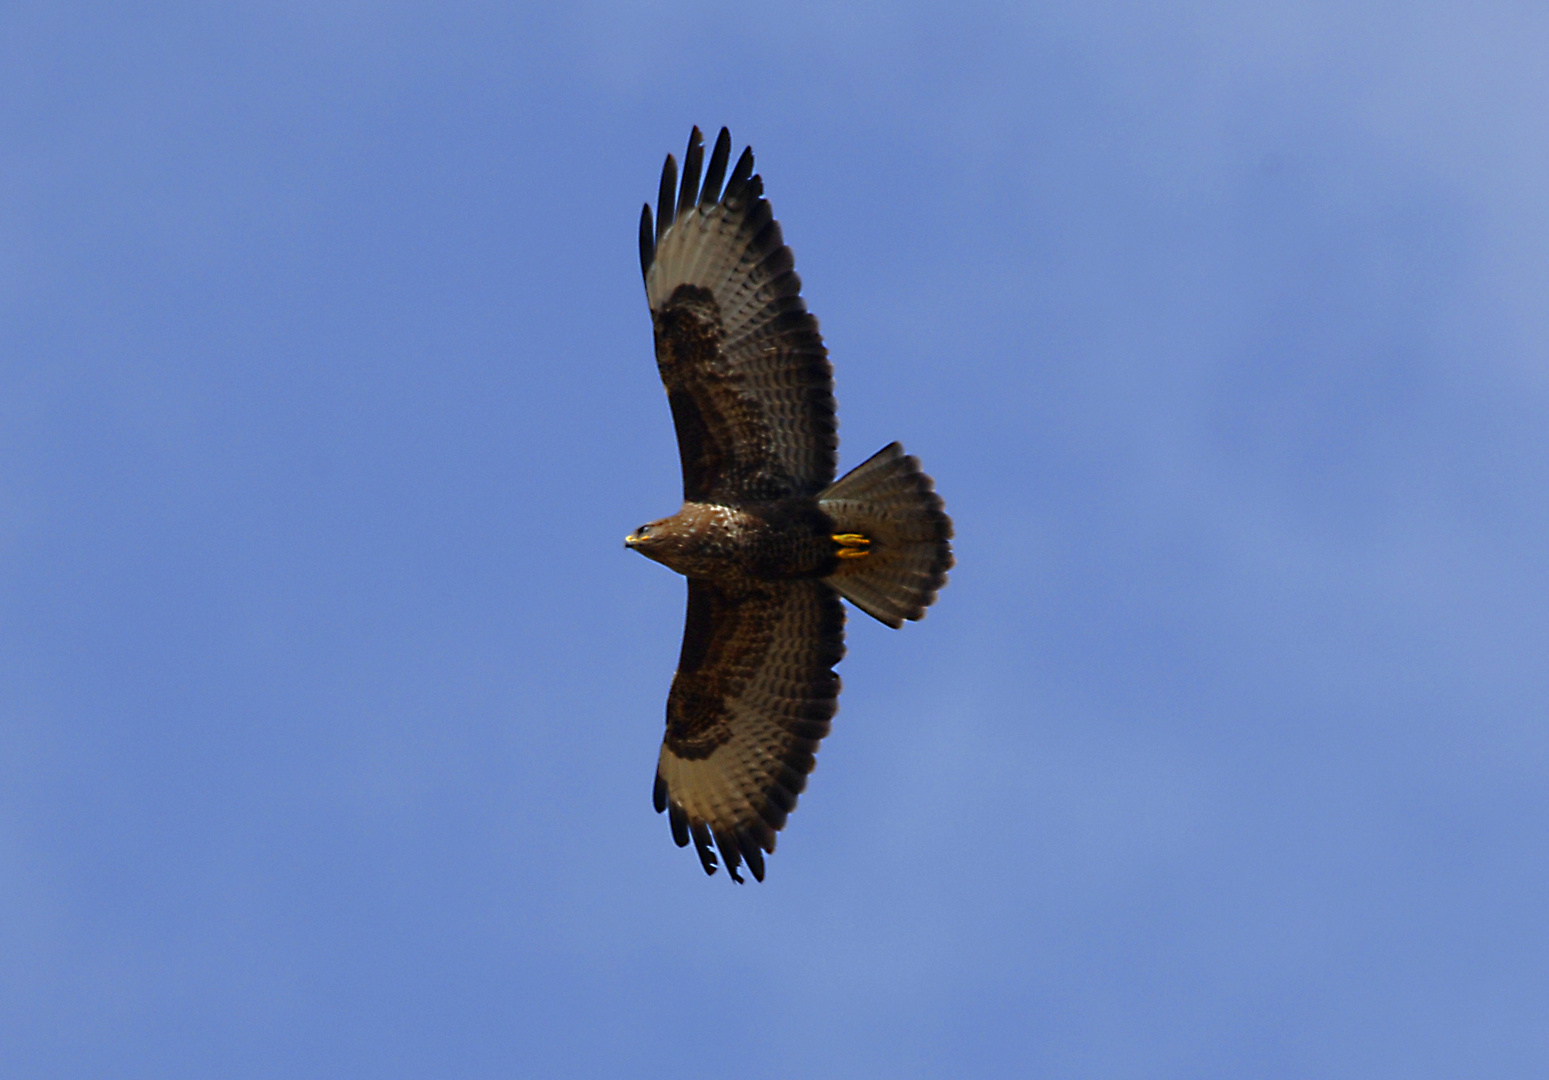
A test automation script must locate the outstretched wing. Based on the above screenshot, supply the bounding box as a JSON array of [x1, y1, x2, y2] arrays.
[[640, 127, 837, 503], [652, 578, 845, 882]]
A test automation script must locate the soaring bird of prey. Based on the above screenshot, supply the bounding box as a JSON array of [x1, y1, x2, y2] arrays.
[[627, 127, 953, 883]]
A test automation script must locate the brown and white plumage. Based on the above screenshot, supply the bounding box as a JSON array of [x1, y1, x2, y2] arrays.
[[628, 128, 952, 883], [640, 126, 836, 502], [653, 579, 843, 883]]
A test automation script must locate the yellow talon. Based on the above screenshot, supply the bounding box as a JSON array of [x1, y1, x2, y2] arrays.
[[832, 533, 871, 559]]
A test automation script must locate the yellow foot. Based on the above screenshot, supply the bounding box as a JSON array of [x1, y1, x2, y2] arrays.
[[832, 533, 871, 559]]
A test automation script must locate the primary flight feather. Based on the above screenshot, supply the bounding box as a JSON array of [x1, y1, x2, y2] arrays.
[[627, 127, 953, 883]]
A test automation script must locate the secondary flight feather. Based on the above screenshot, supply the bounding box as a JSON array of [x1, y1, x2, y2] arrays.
[[627, 127, 953, 882]]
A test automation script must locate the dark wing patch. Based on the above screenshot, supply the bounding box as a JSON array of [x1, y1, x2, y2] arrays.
[[642, 127, 837, 502], [653, 578, 845, 883]]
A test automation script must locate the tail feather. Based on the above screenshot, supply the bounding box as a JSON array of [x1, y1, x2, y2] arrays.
[[819, 443, 953, 628]]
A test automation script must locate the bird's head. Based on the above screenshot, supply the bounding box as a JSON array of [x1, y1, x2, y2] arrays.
[[625, 510, 712, 575], [625, 518, 673, 563]]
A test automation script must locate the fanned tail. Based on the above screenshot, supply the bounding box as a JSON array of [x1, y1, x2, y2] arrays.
[[819, 443, 953, 628]]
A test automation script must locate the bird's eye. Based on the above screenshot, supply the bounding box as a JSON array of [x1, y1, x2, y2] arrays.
[[637, 524, 651, 536]]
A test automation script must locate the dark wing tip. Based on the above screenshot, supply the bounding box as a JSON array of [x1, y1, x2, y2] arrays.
[[655, 153, 678, 249], [690, 821, 719, 876], [677, 127, 704, 218], [722, 145, 755, 203], [647, 129, 760, 248], [736, 828, 766, 882], [700, 127, 732, 207], [714, 829, 746, 885], [638, 203, 655, 281], [668, 802, 691, 848]]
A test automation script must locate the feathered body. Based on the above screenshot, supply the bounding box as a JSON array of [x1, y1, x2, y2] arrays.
[[627, 128, 953, 882], [629, 499, 840, 583]]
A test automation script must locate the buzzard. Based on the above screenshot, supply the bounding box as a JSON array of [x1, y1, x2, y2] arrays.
[[627, 127, 953, 882]]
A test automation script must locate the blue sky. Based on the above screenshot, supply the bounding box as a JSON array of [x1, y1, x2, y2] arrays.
[[3, 2, 1547, 1076]]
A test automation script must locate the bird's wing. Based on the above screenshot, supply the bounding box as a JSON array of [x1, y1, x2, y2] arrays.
[[653, 577, 845, 882], [640, 127, 837, 503]]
